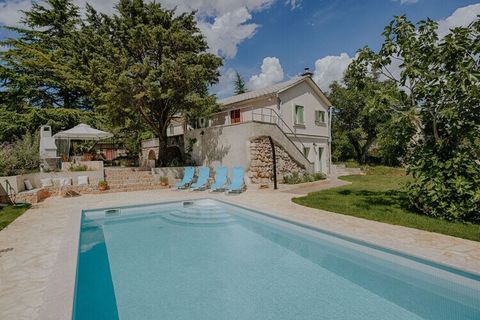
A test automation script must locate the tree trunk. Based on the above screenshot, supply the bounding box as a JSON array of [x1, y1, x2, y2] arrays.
[[347, 135, 363, 164], [157, 130, 169, 167], [347, 133, 375, 164], [360, 136, 376, 164]]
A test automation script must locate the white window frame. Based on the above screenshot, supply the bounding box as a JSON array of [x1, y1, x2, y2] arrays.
[[315, 110, 326, 125], [303, 146, 310, 158], [294, 105, 305, 126]]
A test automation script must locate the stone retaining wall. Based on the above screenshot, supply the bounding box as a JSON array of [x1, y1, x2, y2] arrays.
[[248, 136, 307, 184]]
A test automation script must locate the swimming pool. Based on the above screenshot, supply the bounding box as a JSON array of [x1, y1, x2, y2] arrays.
[[74, 199, 480, 319]]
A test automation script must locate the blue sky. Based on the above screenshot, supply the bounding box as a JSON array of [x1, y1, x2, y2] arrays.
[[233, 0, 479, 76], [1, 0, 480, 97]]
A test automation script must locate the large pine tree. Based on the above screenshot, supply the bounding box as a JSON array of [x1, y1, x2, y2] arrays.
[[0, 0, 92, 110], [86, 0, 222, 166]]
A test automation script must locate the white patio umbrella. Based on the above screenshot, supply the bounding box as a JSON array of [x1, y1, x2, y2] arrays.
[[53, 123, 113, 141]]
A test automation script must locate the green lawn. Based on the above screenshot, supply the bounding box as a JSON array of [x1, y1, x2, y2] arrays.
[[293, 166, 480, 242], [0, 205, 29, 231]]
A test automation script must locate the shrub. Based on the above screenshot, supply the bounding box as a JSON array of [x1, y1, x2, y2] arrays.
[[283, 172, 302, 184], [283, 172, 326, 184], [98, 180, 108, 189], [69, 164, 89, 172], [0, 133, 39, 176], [159, 176, 169, 185], [406, 148, 480, 223]]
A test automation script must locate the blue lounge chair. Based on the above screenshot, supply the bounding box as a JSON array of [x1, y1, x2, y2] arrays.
[[209, 166, 228, 192], [175, 167, 195, 189], [226, 167, 246, 193], [189, 167, 210, 191]]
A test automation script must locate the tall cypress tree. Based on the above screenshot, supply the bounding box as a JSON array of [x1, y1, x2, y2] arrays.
[[234, 71, 247, 94]]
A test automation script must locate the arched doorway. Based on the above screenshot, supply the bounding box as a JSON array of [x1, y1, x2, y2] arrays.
[[148, 150, 156, 160]]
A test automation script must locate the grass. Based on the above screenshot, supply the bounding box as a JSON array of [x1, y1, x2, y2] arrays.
[[293, 165, 480, 242], [0, 205, 29, 231]]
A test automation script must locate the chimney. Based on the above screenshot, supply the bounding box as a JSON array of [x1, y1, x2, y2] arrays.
[[302, 67, 313, 77]]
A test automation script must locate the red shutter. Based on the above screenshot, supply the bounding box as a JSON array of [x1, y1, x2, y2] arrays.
[[230, 109, 241, 123]]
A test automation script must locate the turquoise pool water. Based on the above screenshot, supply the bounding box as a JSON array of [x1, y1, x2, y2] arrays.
[[74, 199, 480, 320]]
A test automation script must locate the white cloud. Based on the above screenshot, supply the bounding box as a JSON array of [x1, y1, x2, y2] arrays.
[[437, 3, 480, 38], [0, 0, 281, 59], [248, 56, 284, 90], [198, 8, 258, 58], [211, 67, 238, 98], [398, 0, 419, 4], [0, 0, 33, 27], [312, 53, 353, 91], [160, 0, 275, 16], [285, 0, 302, 10]]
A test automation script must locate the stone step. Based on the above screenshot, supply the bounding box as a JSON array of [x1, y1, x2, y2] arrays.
[[106, 178, 155, 183], [105, 173, 153, 178]]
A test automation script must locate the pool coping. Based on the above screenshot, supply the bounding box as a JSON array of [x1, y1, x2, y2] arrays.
[[37, 206, 81, 320], [38, 196, 480, 320]]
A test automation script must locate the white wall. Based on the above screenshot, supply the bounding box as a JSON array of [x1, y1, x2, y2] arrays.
[[278, 81, 330, 139], [185, 122, 314, 178], [167, 123, 184, 136]]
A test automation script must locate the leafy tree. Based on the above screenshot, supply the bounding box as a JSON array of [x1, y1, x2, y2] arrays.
[[329, 71, 404, 164], [234, 71, 247, 94], [0, 0, 93, 110], [79, 0, 222, 166], [0, 106, 28, 142], [350, 15, 480, 222]]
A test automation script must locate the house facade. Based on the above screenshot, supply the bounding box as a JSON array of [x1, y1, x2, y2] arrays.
[[211, 74, 332, 174], [141, 72, 333, 183]]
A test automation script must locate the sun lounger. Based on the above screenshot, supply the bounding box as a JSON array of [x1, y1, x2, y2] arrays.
[[226, 166, 246, 194], [175, 167, 195, 189], [189, 167, 210, 191], [209, 166, 228, 192]]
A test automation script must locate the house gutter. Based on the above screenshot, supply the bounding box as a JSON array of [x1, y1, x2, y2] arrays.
[[328, 106, 333, 174]]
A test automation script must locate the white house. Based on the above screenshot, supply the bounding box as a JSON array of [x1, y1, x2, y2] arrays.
[[141, 70, 333, 183]]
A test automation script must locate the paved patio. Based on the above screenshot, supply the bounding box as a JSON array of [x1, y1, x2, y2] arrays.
[[1, 180, 479, 319]]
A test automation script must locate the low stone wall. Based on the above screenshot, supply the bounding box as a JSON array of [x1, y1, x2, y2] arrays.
[[0, 171, 103, 194], [248, 136, 306, 184], [61, 161, 104, 172]]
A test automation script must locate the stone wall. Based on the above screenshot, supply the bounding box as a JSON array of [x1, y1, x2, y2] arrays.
[[248, 136, 307, 184]]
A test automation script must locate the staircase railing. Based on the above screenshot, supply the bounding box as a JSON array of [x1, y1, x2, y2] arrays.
[[251, 107, 307, 151]]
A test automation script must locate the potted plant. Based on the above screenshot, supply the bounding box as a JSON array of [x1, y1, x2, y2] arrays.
[[159, 176, 169, 187], [98, 180, 108, 191]]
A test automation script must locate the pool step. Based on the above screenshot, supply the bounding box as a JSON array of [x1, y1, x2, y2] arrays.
[[162, 209, 236, 226], [170, 211, 231, 220]]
